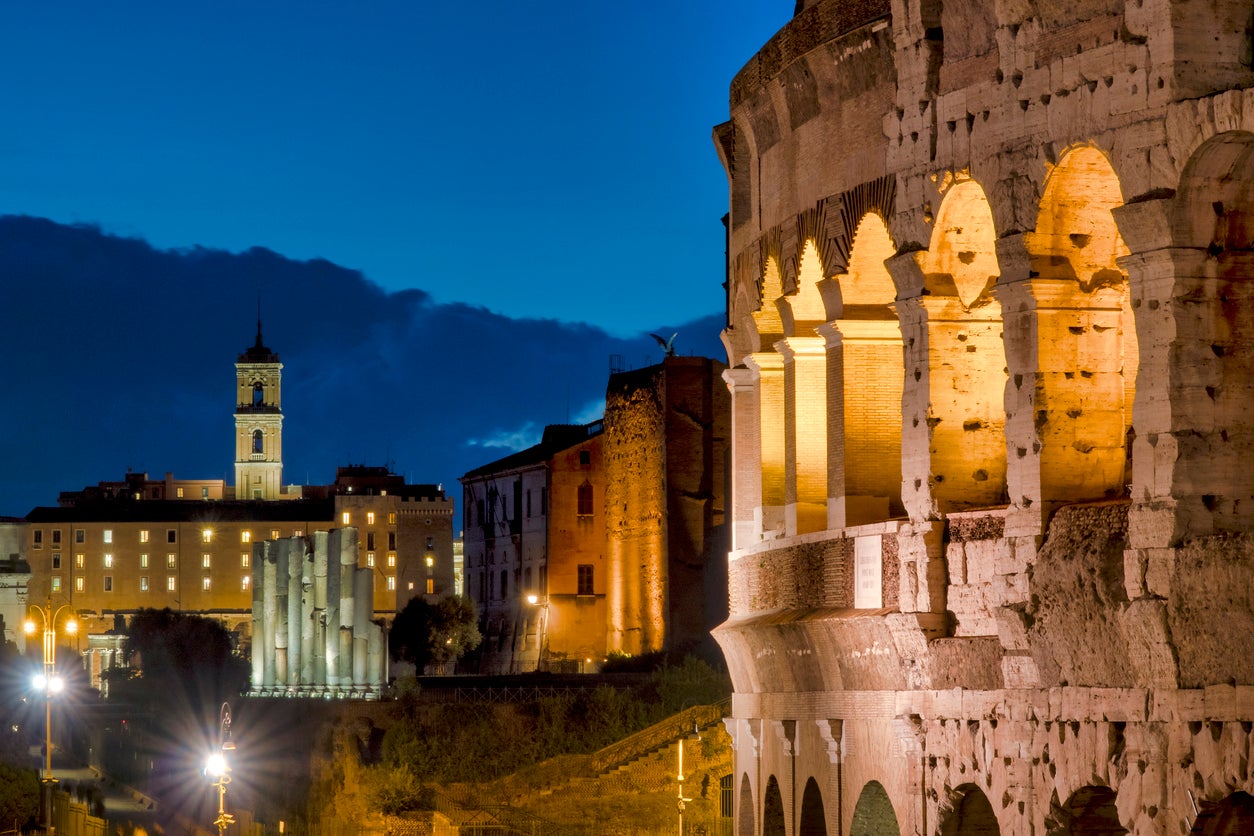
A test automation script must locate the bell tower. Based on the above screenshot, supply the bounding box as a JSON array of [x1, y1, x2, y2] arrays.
[[234, 319, 284, 500]]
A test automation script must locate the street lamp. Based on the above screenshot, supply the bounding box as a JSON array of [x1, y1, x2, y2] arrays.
[[677, 721, 701, 835], [205, 702, 236, 835], [24, 598, 77, 835]]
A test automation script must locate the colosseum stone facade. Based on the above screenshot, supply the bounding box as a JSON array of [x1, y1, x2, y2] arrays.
[[713, 0, 1254, 833]]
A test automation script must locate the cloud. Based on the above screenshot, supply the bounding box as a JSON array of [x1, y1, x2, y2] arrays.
[[0, 215, 726, 515]]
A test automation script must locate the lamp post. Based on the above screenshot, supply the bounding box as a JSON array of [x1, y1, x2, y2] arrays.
[[24, 598, 77, 836], [676, 721, 700, 835], [205, 702, 236, 835]]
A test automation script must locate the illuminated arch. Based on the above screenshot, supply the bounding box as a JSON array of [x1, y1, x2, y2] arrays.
[[1027, 146, 1136, 508], [763, 774, 786, 836], [851, 781, 899, 835], [940, 784, 1001, 835], [738, 773, 755, 836], [1164, 131, 1254, 532], [912, 177, 1009, 513], [830, 213, 904, 526], [1047, 785, 1126, 834], [799, 777, 828, 835]]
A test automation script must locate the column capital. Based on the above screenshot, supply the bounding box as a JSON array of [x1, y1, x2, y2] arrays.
[[744, 351, 785, 374]]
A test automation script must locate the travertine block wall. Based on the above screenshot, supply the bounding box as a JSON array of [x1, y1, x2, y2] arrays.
[[713, 0, 1254, 832]]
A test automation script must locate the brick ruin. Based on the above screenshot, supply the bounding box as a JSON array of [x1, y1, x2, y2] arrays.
[[714, 0, 1254, 833]]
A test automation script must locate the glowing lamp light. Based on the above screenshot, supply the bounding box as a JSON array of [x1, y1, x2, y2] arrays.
[[32, 673, 46, 690], [526, 594, 539, 606], [206, 752, 228, 778], [23, 619, 35, 635]]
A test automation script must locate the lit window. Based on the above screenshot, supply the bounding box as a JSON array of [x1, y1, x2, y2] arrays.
[[241, 531, 252, 543], [167, 576, 176, 591], [167, 554, 176, 569], [103, 554, 113, 568], [75, 529, 85, 544], [386, 576, 396, 591], [425, 556, 434, 568], [387, 554, 395, 568], [103, 529, 113, 544], [341, 512, 351, 525], [75, 554, 84, 569], [104, 576, 113, 592], [202, 554, 211, 569], [242, 576, 250, 591], [140, 576, 149, 592], [203, 577, 212, 591], [52, 577, 62, 593], [75, 577, 84, 593], [271, 529, 281, 539], [241, 553, 250, 568], [388, 512, 396, 525], [32, 530, 43, 549], [202, 486, 209, 499], [425, 578, 434, 594], [366, 554, 375, 568], [140, 530, 150, 543], [367, 512, 375, 525], [294, 529, 303, 537], [202, 529, 212, 543], [140, 554, 149, 569], [177, 487, 185, 498]]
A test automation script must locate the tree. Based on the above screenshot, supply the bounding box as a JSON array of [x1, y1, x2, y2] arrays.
[[116, 608, 249, 713], [0, 762, 39, 826], [389, 596, 481, 673]]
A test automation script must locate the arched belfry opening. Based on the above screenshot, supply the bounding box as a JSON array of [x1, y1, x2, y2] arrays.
[[850, 780, 900, 836], [826, 212, 904, 527], [892, 178, 1008, 520], [799, 776, 828, 835], [940, 784, 1001, 834], [778, 240, 833, 535], [1015, 146, 1135, 514]]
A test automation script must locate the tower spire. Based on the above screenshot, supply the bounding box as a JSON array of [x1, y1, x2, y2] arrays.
[[255, 295, 264, 349]]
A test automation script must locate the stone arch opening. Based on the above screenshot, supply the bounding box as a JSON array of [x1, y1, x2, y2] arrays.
[[750, 256, 788, 539], [778, 240, 832, 535], [850, 780, 900, 836], [738, 773, 755, 836], [1164, 131, 1254, 532], [1025, 146, 1135, 509], [899, 178, 1008, 517], [763, 774, 785, 836], [940, 784, 1001, 834], [1047, 785, 1127, 834], [1192, 791, 1254, 835], [829, 212, 904, 526], [799, 776, 827, 835]]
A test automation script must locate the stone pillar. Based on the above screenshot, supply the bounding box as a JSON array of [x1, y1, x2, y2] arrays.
[[250, 542, 264, 689], [778, 336, 828, 536], [353, 567, 371, 686], [723, 367, 761, 550], [325, 530, 343, 686], [745, 351, 786, 538], [287, 537, 304, 685], [273, 539, 289, 687], [261, 541, 277, 688], [299, 537, 315, 685], [338, 529, 357, 684]]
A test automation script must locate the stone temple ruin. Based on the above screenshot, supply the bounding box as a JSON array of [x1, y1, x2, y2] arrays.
[[714, 0, 1254, 833], [249, 529, 385, 698]]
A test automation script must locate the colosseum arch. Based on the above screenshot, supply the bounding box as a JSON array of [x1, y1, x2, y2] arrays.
[[1192, 791, 1254, 835], [798, 776, 827, 835], [763, 774, 786, 836], [1007, 146, 1136, 517], [738, 773, 755, 836], [892, 177, 1008, 520], [850, 780, 900, 835], [1047, 785, 1127, 834], [939, 784, 1000, 835], [1163, 131, 1254, 534], [778, 240, 833, 535], [823, 212, 905, 527]]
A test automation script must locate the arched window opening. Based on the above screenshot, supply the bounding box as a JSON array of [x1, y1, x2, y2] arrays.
[[1191, 791, 1254, 835], [252, 429, 264, 455], [799, 777, 827, 835], [1028, 146, 1134, 508], [253, 381, 264, 406], [1047, 785, 1127, 835], [940, 785, 1001, 835], [737, 773, 755, 836], [763, 775, 786, 836], [850, 780, 900, 836], [831, 213, 904, 526]]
